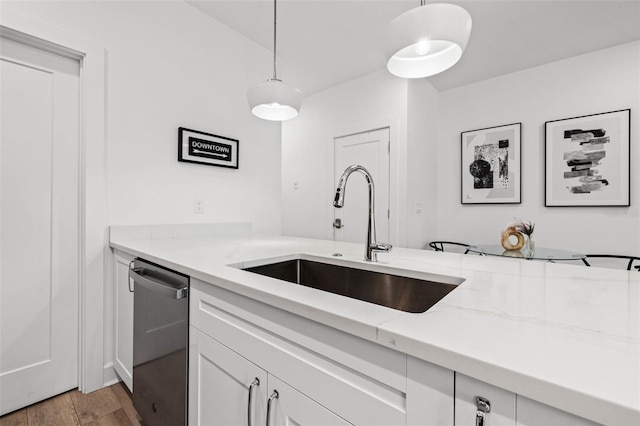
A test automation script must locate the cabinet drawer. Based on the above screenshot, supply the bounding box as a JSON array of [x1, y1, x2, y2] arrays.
[[191, 279, 406, 426], [455, 374, 599, 426]]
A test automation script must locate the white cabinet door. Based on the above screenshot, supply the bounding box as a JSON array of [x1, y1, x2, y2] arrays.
[[406, 356, 455, 425], [113, 251, 134, 391], [266, 375, 352, 426], [455, 373, 516, 426], [191, 280, 407, 426], [189, 327, 268, 426], [516, 396, 599, 426]]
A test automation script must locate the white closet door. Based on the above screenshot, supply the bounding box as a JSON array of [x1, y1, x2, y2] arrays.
[[0, 35, 80, 415], [334, 128, 390, 243]]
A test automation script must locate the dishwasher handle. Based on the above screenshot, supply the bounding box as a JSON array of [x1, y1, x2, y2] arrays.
[[129, 267, 188, 299]]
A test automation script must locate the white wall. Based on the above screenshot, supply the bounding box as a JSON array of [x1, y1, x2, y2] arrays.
[[3, 0, 284, 388], [282, 69, 409, 245], [437, 41, 640, 255], [283, 41, 639, 256], [406, 79, 440, 249], [4, 0, 283, 233]]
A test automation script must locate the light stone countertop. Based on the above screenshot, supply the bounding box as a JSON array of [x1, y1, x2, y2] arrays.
[[110, 227, 639, 425]]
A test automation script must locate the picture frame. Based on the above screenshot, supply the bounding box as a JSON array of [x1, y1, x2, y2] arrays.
[[545, 109, 630, 207], [178, 127, 239, 169], [461, 122, 521, 204]]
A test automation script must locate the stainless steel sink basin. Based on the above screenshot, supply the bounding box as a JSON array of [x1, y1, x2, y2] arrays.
[[243, 259, 462, 313]]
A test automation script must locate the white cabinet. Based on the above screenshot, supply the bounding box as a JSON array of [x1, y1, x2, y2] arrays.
[[407, 356, 455, 425], [113, 250, 134, 391], [186, 274, 598, 426], [455, 373, 516, 425], [189, 278, 410, 426], [455, 374, 598, 426], [515, 397, 599, 426], [189, 327, 267, 426], [266, 375, 352, 426], [190, 325, 352, 426]]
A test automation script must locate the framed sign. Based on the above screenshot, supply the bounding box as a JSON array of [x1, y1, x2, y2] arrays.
[[545, 109, 630, 207], [461, 123, 521, 204], [178, 127, 239, 169]]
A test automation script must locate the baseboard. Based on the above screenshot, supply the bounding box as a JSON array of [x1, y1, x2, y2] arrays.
[[103, 362, 120, 387]]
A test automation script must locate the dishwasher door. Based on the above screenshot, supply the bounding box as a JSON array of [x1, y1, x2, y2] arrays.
[[130, 259, 189, 426]]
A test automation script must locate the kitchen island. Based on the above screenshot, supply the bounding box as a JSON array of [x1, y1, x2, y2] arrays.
[[110, 225, 639, 425]]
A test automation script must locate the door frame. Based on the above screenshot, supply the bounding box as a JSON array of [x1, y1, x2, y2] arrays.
[[1, 10, 107, 394], [327, 116, 405, 247]]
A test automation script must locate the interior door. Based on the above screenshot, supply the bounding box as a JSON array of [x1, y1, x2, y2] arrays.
[[0, 35, 80, 415], [334, 128, 390, 243]]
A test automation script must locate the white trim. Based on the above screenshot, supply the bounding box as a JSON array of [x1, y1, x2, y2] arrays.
[[103, 362, 120, 388], [0, 9, 107, 393]]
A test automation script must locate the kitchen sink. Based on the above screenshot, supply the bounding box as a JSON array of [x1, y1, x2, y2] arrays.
[[243, 258, 462, 313]]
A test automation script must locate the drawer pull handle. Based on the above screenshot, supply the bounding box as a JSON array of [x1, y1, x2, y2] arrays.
[[247, 378, 260, 426], [475, 396, 491, 426], [266, 390, 279, 426]]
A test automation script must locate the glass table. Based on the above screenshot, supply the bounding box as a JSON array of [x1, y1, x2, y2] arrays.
[[466, 244, 586, 262]]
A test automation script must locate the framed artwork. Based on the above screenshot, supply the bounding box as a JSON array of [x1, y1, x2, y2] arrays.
[[461, 123, 521, 204], [178, 127, 239, 169], [545, 109, 630, 207]]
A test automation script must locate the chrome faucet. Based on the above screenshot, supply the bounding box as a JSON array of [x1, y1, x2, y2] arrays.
[[333, 164, 392, 262]]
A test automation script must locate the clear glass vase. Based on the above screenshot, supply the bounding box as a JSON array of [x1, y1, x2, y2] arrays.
[[523, 235, 535, 257]]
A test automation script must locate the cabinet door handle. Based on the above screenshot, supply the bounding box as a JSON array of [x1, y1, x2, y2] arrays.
[[475, 396, 491, 426], [247, 378, 260, 426], [129, 267, 188, 299], [266, 390, 279, 426], [128, 260, 135, 292], [476, 411, 486, 426]]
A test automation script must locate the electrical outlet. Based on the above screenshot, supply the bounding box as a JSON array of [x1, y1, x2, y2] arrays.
[[194, 198, 204, 214], [293, 180, 299, 190], [415, 202, 423, 213]]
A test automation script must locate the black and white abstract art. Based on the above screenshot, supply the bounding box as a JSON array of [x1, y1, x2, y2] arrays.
[[461, 123, 521, 204], [545, 109, 630, 206]]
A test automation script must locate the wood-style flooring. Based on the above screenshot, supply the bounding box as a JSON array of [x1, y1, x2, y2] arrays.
[[0, 382, 141, 426]]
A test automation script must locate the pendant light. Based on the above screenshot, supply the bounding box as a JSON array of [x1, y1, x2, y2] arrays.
[[385, 1, 472, 79], [247, 0, 302, 121]]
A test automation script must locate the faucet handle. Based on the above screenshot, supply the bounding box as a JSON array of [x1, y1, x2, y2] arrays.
[[370, 242, 392, 253]]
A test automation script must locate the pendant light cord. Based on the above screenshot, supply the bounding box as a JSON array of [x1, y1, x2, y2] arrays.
[[272, 0, 278, 80]]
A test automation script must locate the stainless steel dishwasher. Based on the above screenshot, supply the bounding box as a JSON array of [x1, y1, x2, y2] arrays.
[[129, 258, 189, 426]]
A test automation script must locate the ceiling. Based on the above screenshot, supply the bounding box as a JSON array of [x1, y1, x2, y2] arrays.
[[186, 0, 640, 96]]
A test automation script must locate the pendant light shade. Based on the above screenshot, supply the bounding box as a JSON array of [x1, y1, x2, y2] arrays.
[[247, 0, 301, 121], [385, 3, 472, 79], [247, 79, 302, 121]]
